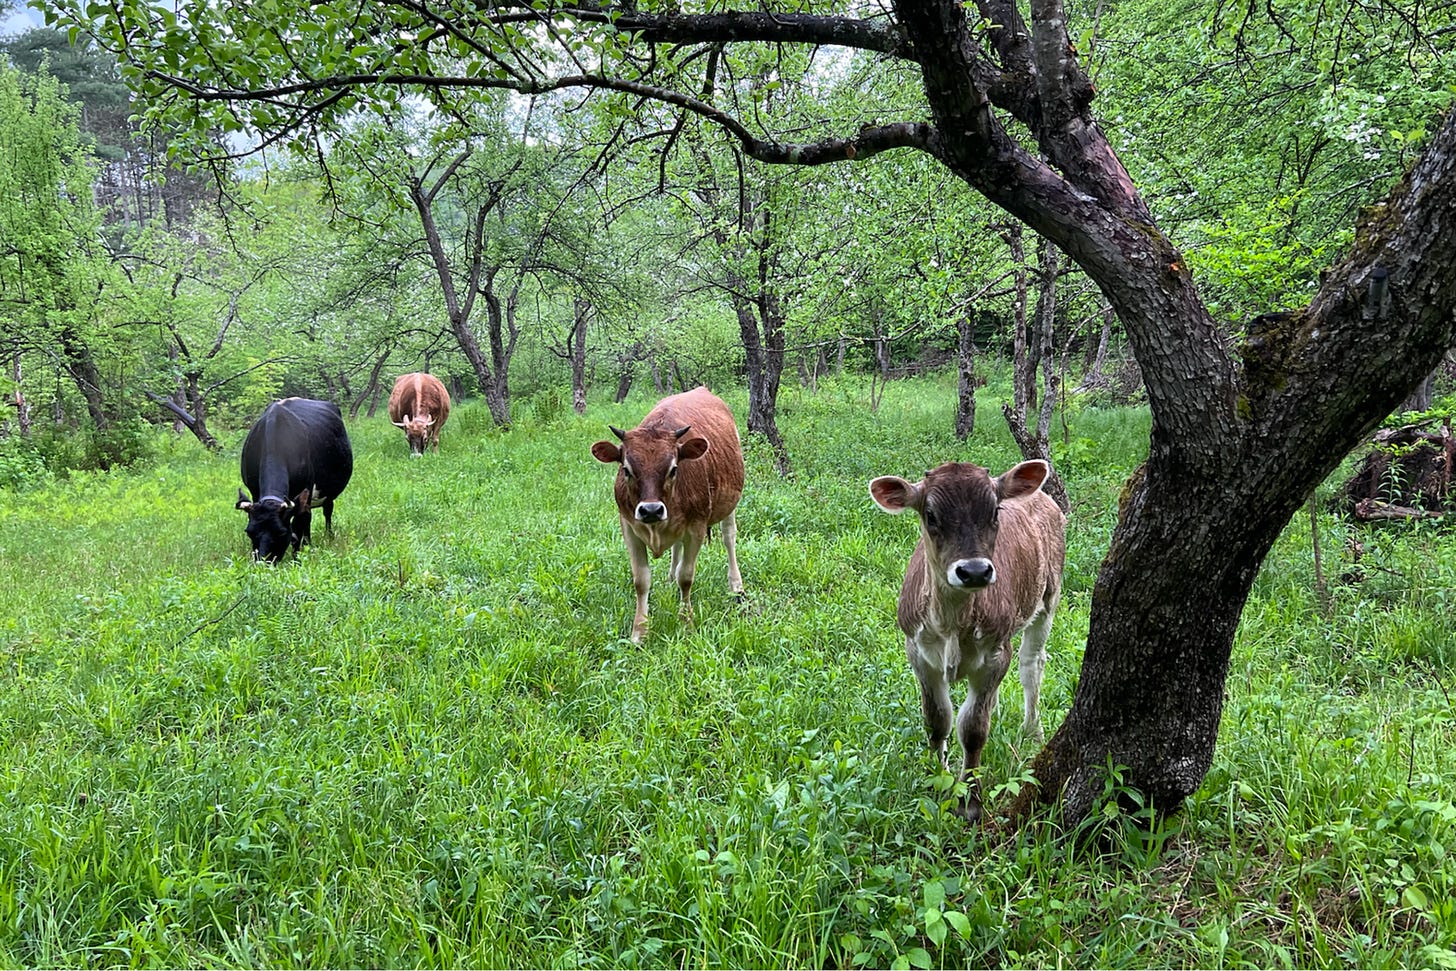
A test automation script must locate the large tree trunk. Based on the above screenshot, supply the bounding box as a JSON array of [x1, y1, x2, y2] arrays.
[[884, 0, 1456, 823], [1006, 108, 1456, 822]]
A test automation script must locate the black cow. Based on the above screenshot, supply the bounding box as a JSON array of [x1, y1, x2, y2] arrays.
[[235, 397, 354, 562]]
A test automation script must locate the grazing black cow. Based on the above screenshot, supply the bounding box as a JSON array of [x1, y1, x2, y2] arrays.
[[236, 397, 353, 562]]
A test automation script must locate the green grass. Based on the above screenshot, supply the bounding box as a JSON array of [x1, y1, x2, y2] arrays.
[[0, 372, 1452, 968]]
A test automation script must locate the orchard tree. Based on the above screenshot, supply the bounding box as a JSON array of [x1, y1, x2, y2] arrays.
[[0, 59, 118, 441], [53, 0, 1456, 823]]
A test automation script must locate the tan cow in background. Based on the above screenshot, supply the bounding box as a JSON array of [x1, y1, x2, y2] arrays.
[[870, 459, 1065, 822], [388, 373, 451, 457], [592, 387, 745, 642]]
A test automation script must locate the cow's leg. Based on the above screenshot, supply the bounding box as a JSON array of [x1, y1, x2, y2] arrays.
[[292, 488, 313, 553], [1018, 600, 1056, 742], [720, 510, 744, 596], [669, 540, 684, 584], [956, 656, 1011, 822], [908, 635, 953, 771], [675, 531, 705, 626], [622, 522, 652, 642]]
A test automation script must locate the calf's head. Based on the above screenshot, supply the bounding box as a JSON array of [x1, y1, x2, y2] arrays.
[[236, 487, 312, 563], [393, 413, 435, 457], [591, 424, 710, 525], [870, 460, 1049, 590]]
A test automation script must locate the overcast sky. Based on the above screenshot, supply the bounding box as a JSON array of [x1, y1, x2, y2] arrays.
[[1, 5, 45, 37]]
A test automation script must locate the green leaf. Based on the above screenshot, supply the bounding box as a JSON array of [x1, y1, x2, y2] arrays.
[[944, 910, 971, 940], [906, 947, 933, 969], [1401, 886, 1429, 910], [924, 909, 945, 948], [923, 881, 945, 911]]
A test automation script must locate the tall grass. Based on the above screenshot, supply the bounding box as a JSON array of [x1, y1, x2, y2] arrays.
[[0, 373, 1451, 968]]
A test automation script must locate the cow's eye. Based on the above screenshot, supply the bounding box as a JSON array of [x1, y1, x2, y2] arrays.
[[667, 465, 678, 478], [924, 509, 938, 529], [622, 465, 634, 479], [992, 506, 1001, 524]]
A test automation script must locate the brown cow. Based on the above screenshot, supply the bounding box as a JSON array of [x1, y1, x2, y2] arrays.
[[388, 372, 451, 456], [591, 387, 745, 642], [870, 460, 1065, 821]]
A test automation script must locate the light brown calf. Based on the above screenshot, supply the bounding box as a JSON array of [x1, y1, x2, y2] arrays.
[[388, 372, 451, 457], [870, 460, 1065, 821], [591, 387, 745, 642]]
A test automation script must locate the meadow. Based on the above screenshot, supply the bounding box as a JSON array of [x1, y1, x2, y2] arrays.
[[0, 373, 1453, 969]]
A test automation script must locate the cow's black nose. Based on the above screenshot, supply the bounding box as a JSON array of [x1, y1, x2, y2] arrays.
[[636, 502, 666, 523], [953, 559, 995, 587]]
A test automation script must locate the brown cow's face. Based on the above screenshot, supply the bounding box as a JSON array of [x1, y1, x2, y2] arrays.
[[393, 414, 435, 457], [870, 461, 1048, 590], [236, 488, 310, 563], [591, 424, 710, 525]]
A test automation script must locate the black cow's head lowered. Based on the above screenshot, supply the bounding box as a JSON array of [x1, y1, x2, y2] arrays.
[[236, 487, 311, 563]]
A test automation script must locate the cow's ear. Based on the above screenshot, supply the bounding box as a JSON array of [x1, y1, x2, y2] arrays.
[[677, 436, 710, 462], [591, 441, 621, 463], [997, 460, 1049, 500], [869, 476, 920, 514], [236, 488, 253, 511], [294, 488, 312, 511]]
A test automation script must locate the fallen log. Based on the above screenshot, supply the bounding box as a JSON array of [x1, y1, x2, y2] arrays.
[[1353, 498, 1445, 522]]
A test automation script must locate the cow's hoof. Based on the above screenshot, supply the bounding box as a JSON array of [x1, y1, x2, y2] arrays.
[[955, 797, 984, 823]]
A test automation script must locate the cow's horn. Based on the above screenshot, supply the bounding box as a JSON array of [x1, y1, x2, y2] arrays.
[[393, 421, 408, 428], [423, 415, 435, 426], [673, 425, 692, 439], [609, 425, 627, 441]]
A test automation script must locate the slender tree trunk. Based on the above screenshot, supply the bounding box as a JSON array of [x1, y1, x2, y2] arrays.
[[1001, 235, 1071, 511], [615, 341, 641, 403], [1078, 306, 1114, 390], [350, 351, 390, 419], [733, 291, 791, 474], [1399, 365, 1437, 413], [570, 297, 590, 415], [59, 325, 110, 433], [410, 169, 514, 428], [11, 353, 31, 438], [954, 309, 978, 441]]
